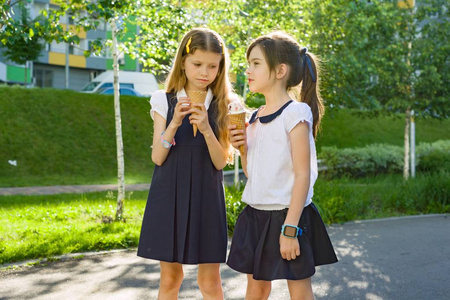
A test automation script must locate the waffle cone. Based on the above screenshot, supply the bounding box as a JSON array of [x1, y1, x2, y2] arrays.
[[228, 112, 246, 155], [187, 90, 207, 137]]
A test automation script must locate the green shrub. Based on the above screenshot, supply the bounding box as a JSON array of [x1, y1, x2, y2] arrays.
[[319, 140, 450, 178], [319, 144, 403, 177], [416, 140, 450, 173]]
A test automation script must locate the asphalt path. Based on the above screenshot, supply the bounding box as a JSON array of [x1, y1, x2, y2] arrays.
[[1, 214, 449, 300]]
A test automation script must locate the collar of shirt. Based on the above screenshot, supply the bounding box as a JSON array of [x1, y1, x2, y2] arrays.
[[249, 100, 293, 124], [177, 88, 213, 110]]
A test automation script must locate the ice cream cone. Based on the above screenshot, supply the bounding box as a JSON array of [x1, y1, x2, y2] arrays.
[[187, 90, 207, 137], [228, 100, 247, 155], [228, 112, 246, 155]]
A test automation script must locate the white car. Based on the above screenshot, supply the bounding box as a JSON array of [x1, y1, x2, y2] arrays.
[[81, 71, 158, 97], [96, 87, 144, 97]]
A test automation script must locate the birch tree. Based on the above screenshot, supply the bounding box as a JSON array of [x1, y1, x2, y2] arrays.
[[110, 17, 125, 220], [44, 0, 192, 220]]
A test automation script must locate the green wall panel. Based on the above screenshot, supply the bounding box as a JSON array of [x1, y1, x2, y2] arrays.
[[7, 65, 31, 84]]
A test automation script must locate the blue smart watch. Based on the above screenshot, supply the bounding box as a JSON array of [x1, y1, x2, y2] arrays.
[[281, 224, 303, 238]]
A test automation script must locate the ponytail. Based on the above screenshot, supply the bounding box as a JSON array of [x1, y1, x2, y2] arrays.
[[299, 49, 324, 138]]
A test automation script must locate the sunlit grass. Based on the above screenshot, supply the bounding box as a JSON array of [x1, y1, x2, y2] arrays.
[[0, 191, 148, 264]]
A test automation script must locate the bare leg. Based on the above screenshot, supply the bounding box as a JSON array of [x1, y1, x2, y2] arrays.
[[197, 263, 224, 300], [245, 274, 271, 300], [287, 277, 314, 300], [158, 262, 183, 300]]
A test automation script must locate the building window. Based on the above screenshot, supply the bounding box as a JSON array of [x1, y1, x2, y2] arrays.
[[34, 69, 53, 88]]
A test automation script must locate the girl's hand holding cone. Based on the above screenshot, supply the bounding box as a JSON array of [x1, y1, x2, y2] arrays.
[[189, 102, 210, 135], [228, 123, 247, 156], [228, 101, 247, 155], [172, 97, 191, 127]]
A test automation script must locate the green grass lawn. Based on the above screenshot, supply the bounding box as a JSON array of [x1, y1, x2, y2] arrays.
[[0, 86, 153, 187], [0, 190, 148, 264], [1, 86, 449, 187], [1, 173, 447, 265]]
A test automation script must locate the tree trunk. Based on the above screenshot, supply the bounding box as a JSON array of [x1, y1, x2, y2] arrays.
[[403, 107, 411, 180], [112, 19, 125, 220]]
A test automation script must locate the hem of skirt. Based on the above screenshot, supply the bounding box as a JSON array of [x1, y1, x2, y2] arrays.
[[137, 253, 225, 265], [226, 262, 316, 281], [315, 258, 339, 266]]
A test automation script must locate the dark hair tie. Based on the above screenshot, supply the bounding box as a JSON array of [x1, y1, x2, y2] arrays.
[[301, 47, 316, 83], [300, 47, 308, 56]]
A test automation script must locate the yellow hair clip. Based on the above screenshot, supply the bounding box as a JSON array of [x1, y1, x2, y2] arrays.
[[186, 36, 192, 54]]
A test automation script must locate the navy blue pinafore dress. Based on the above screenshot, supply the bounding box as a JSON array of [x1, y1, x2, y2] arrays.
[[137, 93, 227, 264]]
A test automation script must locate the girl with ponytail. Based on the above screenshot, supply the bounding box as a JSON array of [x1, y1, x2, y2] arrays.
[[227, 31, 337, 299]]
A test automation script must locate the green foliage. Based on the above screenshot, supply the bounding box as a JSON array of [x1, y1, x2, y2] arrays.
[[1, 3, 44, 68], [202, 0, 306, 75], [0, 0, 79, 48], [319, 140, 450, 178], [313, 173, 449, 224], [225, 185, 246, 236], [411, 0, 450, 118], [304, 0, 414, 112], [2, 1, 447, 117], [130, 1, 194, 74]]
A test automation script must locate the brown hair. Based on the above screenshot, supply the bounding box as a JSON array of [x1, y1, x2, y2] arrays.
[[165, 27, 232, 153], [247, 31, 324, 138]]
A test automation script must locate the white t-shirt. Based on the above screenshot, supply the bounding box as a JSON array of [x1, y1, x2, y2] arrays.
[[149, 88, 214, 120], [242, 101, 318, 208]]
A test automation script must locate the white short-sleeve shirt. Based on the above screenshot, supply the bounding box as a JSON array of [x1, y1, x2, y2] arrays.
[[242, 100, 318, 208], [149, 88, 214, 120]]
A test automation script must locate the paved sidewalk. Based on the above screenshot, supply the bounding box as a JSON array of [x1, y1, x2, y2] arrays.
[[0, 170, 245, 197], [0, 183, 151, 196], [0, 171, 245, 196], [1, 214, 449, 300]]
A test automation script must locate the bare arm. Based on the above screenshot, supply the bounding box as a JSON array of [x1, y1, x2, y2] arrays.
[[151, 98, 190, 166], [279, 121, 310, 261]]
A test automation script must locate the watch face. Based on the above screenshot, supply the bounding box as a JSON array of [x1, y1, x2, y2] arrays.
[[284, 226, 297, 237]]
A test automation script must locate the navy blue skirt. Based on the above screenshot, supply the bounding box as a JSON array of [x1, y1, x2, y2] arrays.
[[227, 203, 338, 280]]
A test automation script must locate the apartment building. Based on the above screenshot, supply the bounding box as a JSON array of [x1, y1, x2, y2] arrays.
[[0, 0, 139, 91]]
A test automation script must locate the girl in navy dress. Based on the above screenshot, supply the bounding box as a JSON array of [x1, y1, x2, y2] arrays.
[[227, 31, 338, 299], [138, 28, 235, 300]]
